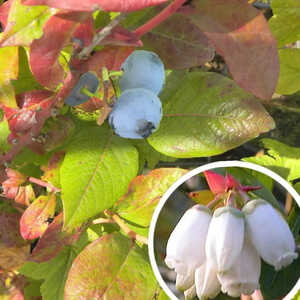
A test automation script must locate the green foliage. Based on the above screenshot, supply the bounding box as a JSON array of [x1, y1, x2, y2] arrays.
[[60, 123, 139, 230], [0, 120, 11, 152], [20, 247, 76, 300], [276, 48, 300, 95], [148, 72, 274, 158], [243, 139, 300, 181], [269, 0, 300, 47], [0, 0, 298, 299]]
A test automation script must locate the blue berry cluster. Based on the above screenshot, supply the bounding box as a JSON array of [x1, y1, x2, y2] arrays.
[[109, 50, 164, 139]]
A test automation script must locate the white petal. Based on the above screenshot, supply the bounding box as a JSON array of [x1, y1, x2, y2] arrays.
[[176, 271, 194, 292], [243, 199, 298, 271], [218, 234, 261, 297], [195, 261, 221, 299], [205, 207, 245, 272], [165, 205, 212, 275]]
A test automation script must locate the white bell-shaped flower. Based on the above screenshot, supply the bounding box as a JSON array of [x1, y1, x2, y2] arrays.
[[195, 261, 221, 299], [243, 199, 298, 271], [217, 233, 261, 297], [205, 206, 245, 272], [165, 205, 212, 287]]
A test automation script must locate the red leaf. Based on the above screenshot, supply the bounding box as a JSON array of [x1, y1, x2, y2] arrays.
[[143, 13, 215, 69], [72, 16, 94, 49], [0, 0, 12, 29], [2, 168, 27, 199], [80, 46, 134, 75], [17, 90, 54, 109], [203, 170, 226, 195], [30, 213, 81, 263], [22, 0, 168, 12], [29, 12, 89, 90], [20, 194, 56, 240], [102, 26, 142, 47], [187, 0, 279, 99], [3, 90, 54, 134]]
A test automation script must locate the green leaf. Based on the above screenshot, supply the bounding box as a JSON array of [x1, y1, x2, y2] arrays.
[[60, 123, 139, 230], [115, 168, 188, 236], [243, 139, 300, 181], [133, 139, 176, 170], [0, 46, 18, 108], [148, 71, 275, 158], [0, 0, 54, 47], [11, 47, 42, 94], [260, 257, 300, 300], [269, 0, 300, 47], [276, 48, 300, 95], [19, 247, 75, 300], [64, 233, 158, 299], [0, 120, 11, 152]]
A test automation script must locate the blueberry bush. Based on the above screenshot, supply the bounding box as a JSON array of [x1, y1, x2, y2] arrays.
[[0, 0, 299, 299]]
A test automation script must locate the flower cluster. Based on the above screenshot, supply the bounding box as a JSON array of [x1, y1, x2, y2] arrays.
[[165, 200, 298, 299]]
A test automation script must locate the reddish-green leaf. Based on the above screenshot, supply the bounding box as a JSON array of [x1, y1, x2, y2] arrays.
[[29, 12, 89, 90], [20, 194, 56, 240], [187, 0, 279, 99], [22, 0, 168, 12], [64, 233, 158, 299], [30, 213, 81, 263], [0, 46, 18, 107], [115, 168, 187, 236], [142, 13, 215, 69], [0, 0, 54, 47], [148, 71, 275, 158], [0, 211, 26, 247]]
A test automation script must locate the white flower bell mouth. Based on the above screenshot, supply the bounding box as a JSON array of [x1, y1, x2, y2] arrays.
[[243, 199, 298, 271], [165, 205, 212, 289], [205, 206, 245, 272]]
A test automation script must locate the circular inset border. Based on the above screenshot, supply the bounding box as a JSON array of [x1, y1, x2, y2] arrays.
[[148, 160, 300, 300]]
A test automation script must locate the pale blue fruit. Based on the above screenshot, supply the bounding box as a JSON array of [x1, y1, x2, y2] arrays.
[[119, 50, 165, 95], [108, 88, 162, 139], [65, 72, 99, 106]]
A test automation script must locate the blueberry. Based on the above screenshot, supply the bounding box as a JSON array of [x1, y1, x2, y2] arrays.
[[65, 72, 100, 106], [108, 88, 162, 139], [119, 50, 165, 95]]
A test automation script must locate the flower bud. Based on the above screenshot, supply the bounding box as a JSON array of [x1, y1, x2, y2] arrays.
[[205, 206, 245, 272], [195, 261, 221, 299], [165, 205, 212, 284], [217, 233, 261, 297], [243, 199, 298, 271]]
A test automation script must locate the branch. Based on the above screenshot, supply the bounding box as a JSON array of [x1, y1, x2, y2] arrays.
[[78, 13, 127, 60], [134, 0, 187, 37]]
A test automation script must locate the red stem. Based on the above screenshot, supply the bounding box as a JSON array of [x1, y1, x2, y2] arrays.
[[134, 0, 187, 37]]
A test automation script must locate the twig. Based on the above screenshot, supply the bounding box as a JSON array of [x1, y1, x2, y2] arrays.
[[285, 193, 293, 215], [93, 217, 114, 224], [29, 177, 61, 193], [134, 0, 187, 37], [104, 210, 148, 245], [78, 13, 127, 59]]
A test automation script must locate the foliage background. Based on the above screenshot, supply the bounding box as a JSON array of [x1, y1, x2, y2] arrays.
[[0, 0, 299, 299]]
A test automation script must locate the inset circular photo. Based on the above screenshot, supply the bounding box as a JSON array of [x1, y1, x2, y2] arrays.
[[149, 161, 300, 300]]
